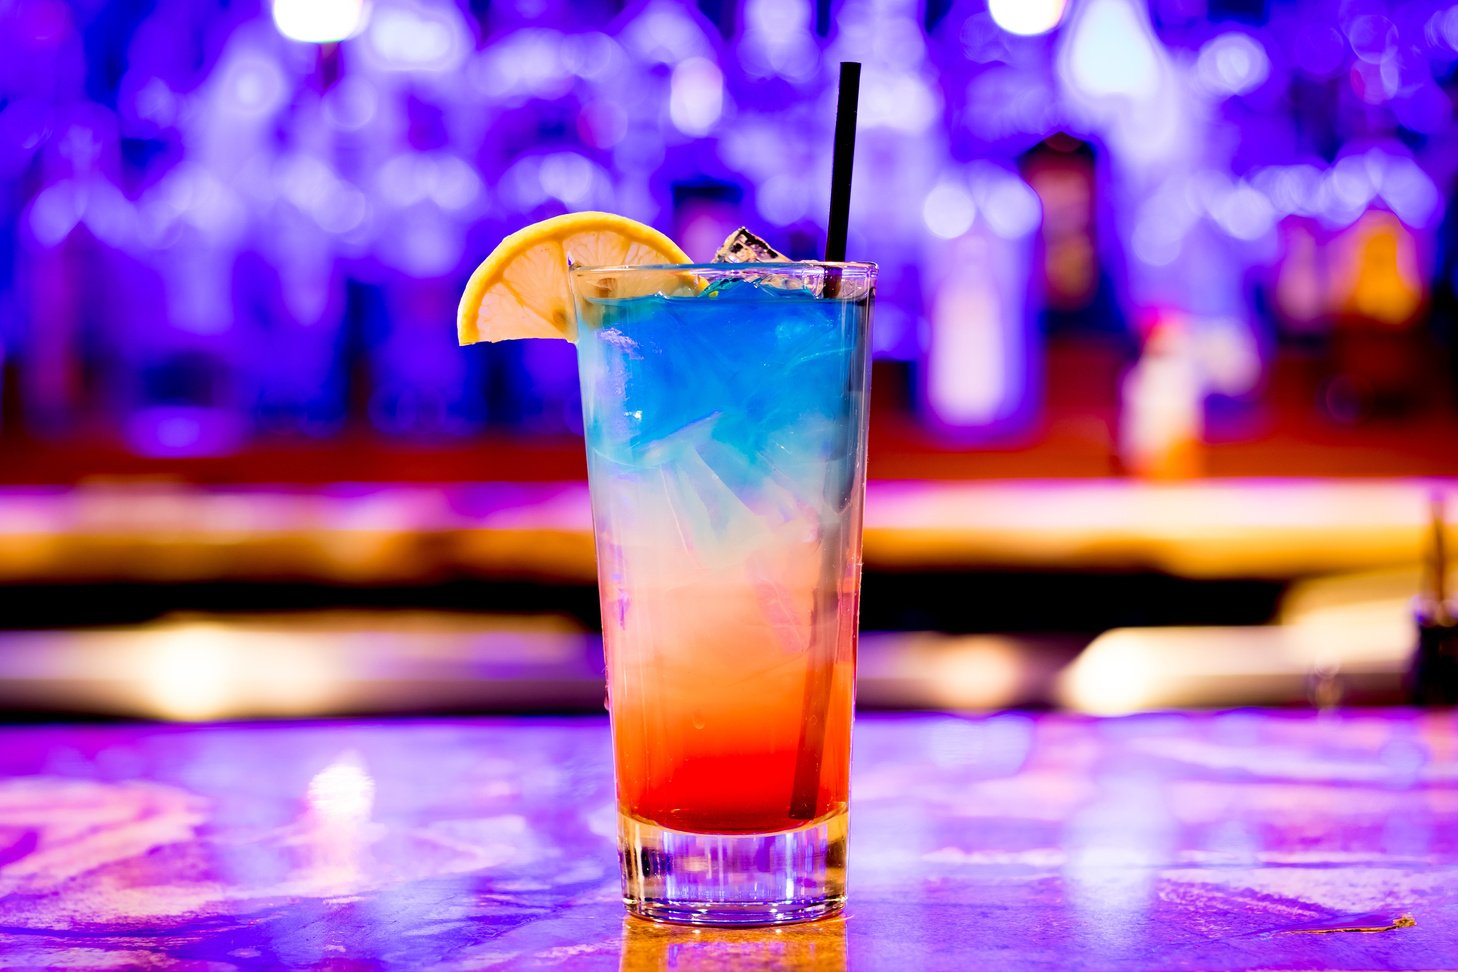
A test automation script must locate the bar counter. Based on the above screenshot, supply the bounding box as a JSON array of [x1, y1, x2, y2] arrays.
[[0, 711, 1454, 970]]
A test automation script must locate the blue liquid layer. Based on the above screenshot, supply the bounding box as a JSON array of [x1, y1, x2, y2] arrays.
[[576, 280, 867, 544]]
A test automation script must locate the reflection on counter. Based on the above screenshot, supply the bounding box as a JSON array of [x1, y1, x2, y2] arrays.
[[620, 917, 847, 972]]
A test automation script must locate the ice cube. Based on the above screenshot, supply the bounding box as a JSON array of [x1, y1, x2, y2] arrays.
[[659, 443, 768, 563], [713, 227, 791, 264]]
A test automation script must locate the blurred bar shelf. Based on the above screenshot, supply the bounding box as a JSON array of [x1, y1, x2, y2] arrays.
[[0, 477, 1450, 585], [0, 614, 1083, 721]]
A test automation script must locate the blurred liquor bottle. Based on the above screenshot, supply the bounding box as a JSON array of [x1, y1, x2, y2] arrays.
[[17, 104, 137, 443], [1020, 136, 1135, 469], [1412, 604, 1458, 706], [122, 175, 246, 457], [919, 171, 1041, 442], [1119, 315, 1203, 480], [1410, 495, 1457, 706], [362, 104, 488, 440], [1326, 211, 1433, 420], [115, 19, 301, 457]]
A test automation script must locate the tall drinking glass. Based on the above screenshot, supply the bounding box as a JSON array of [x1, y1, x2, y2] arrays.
[[570, 262, 875, 925]]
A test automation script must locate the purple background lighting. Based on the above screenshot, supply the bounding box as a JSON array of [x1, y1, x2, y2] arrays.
[[1, 0, 1456, 456]]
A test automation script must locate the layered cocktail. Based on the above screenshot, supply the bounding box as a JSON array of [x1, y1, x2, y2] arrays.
[[456, 207, 873, 925], [570, 262, 874, 924]]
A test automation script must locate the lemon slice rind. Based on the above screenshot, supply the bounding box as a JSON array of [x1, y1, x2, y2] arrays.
[[457, 212, 690, 345]]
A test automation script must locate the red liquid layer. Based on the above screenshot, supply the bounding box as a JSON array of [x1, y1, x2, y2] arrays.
[[613, 663, 855, 833]]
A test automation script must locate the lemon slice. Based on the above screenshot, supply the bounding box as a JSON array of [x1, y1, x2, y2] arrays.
[[457, 211, 691, 344]]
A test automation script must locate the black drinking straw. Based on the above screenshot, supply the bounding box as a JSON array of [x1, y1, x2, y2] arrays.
[[788, 61, 862, 823], [824, 61, 861, 263]]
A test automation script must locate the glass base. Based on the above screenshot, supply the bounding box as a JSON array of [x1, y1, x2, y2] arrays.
[[618, 808, 847, 926]]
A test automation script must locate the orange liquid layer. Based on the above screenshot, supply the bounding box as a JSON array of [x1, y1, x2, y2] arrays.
[[602, 563, 859, 835]]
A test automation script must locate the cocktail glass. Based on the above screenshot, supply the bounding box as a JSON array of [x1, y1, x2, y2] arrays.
[[569, 261, 875, 925]]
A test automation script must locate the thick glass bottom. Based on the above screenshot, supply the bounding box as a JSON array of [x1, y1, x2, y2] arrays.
[[617, 807, 848, 926]]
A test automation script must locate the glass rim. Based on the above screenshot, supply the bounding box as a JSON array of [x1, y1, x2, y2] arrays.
[[570, 260, 877, 275]]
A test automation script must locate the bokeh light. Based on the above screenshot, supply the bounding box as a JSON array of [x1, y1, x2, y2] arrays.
[[988, 0, 1069, 38], [271, 0, 368, 44]]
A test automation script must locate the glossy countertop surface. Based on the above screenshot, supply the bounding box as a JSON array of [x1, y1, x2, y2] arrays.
[[0, 710, 1454, 970]]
